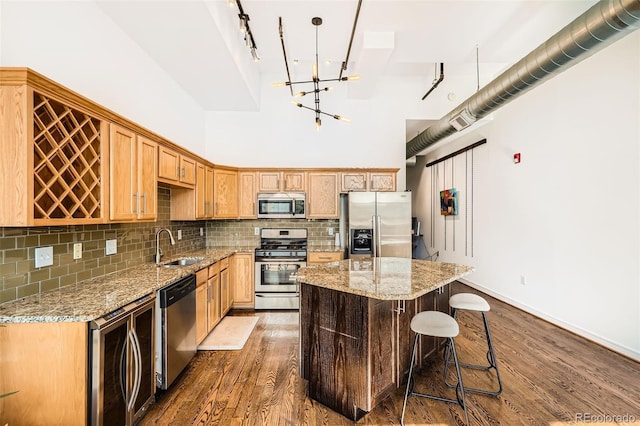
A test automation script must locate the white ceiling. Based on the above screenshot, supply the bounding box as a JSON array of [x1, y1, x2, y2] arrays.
[[95, 0, 596, 134]]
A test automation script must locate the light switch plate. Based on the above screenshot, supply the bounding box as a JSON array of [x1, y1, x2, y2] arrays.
[[73, 243, 82, 260], [200, 227, 204, 237], [177, 230, 182, 240], [35, 246, 53, 268], [327, 227, 334, 235], [254, 227, 260, 236], [105, 239, 117, 255]]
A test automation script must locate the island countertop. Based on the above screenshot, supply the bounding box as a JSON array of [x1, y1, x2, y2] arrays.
[[296, 257, 474, 301]]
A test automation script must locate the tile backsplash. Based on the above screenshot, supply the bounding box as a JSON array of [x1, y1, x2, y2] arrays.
[[0, 188, 206, 305], [0, 187, 342, 305]]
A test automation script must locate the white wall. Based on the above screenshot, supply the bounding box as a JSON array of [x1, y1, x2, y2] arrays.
[[408, 33, 640, 360], [0, 1, 205, 156]]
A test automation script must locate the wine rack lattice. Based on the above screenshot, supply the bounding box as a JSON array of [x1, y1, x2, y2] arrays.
[[32, 93, 103, 220]]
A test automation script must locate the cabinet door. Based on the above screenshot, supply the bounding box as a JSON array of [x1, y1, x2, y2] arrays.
[[307, 172, 339, 218], [283, 171, 306, 191], [110, 124, 137, 221], [132, 303, 155, 418], [369, 172, 396, 192], [207, 271, 221, 333], [221, 266, 231, 315], [196, 283, 208, 344], [137, 136, 157, 220], [238, 171, 256, 218], [205, 166, 214, 218], [214, 169, 238, 218], [158, 146, 180, 182], [341, 172, 368, 192], [232, 253, 255, 308], [180, 155, 196, 185], [258, 171, 282, 192], [196, 163, 206, 219]]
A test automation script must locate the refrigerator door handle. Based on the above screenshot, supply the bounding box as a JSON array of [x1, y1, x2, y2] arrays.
[[371, 215, 377, 258], [376, 215, 382, 257]]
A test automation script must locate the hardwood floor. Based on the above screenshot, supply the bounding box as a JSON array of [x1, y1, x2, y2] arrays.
[[139, 283, 640, 425]]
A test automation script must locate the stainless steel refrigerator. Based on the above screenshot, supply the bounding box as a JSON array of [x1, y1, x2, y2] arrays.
[[344, 192, 412, 259]]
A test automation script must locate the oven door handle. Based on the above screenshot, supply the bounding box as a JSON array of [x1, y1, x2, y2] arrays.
[[255, 258, 307, 263], [255, 293, 299, 298]]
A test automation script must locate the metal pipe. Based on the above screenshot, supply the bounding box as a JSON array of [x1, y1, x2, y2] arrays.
[[406, 0, 640, 159], [339, 0, 363, 80], [422, 63, 445, 100]]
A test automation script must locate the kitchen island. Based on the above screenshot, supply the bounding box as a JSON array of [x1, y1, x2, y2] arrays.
[[297, 257, 473, 421]]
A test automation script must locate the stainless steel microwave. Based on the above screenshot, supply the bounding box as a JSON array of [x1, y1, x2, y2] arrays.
[[257, 192, 306, 219]]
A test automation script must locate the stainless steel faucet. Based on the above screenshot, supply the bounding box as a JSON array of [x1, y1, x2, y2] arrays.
[[155, 228, 176, 265]]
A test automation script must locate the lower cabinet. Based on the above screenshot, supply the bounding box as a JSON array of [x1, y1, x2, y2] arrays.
[[196, 268, 209, 344], [208, 263, 222, 333], [232, 252, 255, 309], [0, 322, 88, 425], [220, 257, 232, 316]]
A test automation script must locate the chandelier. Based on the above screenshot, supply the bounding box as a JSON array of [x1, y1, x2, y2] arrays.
[[273, 2, 362, 131]]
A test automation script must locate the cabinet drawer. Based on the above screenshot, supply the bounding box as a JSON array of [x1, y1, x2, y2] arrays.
[[308, 252, 343, 264], [196, 268, 208, 287], [209, 262, 220, 277], [219, 257, 230, 270]]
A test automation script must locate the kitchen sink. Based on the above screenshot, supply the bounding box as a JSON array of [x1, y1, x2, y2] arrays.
[[160, 257, 204, 268]]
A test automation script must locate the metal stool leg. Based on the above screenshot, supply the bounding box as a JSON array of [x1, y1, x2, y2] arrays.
[[444, 309, 503, 396], [401, 334, 419, 425]]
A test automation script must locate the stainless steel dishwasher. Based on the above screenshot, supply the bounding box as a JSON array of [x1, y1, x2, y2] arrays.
[[155, 274, 197, 390]]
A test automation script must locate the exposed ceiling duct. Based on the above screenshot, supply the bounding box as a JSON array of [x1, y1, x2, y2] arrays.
[[406, 0, 640, 159]]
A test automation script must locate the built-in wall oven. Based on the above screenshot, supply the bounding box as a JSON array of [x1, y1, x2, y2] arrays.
[[255, 228, 307, 309], [89, 293, 155, 426]]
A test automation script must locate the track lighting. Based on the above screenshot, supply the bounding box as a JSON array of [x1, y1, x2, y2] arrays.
[[274, 3, 363, 130], [232, 0, 259, 62]]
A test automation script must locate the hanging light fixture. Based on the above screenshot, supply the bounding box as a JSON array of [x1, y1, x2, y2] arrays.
[[233, 0, 259, 62], [273, 2, 362, 130]]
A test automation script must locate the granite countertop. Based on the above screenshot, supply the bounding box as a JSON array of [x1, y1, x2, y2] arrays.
[[297, 257, 474, 301], [0, 247, 254, 324]]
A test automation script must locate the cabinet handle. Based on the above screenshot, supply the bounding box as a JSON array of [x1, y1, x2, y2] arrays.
[[141, 193, 146, 214], [394, 300, 406, 314], [176, 166, 180, 178], [132, 192, 138, 214], [181, 166, 186, 178], [127, 330, 140, 411]]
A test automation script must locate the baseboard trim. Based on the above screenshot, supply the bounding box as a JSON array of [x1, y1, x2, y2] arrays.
[[457, 278, 640, 362]]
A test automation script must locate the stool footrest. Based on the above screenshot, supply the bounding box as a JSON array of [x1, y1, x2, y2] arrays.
[[409, 391, 462, 406]]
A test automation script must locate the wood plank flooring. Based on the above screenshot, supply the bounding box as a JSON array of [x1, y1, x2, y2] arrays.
[[139, 283, 640, 425]]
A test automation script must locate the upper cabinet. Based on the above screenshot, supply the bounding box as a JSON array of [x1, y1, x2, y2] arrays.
[[109, 124, 157, 221], [196, 163, 214, 219], [238, 171, 257, 219], [341, 171, 397, 192], [0, 72, 108, 226], [307, 172, 339, 219], [213, 168, 239, 218], [158, 145, 196, 187], [257, 171, 306, 192]]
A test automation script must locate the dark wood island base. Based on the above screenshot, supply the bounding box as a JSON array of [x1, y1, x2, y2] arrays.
[[297, 257, 474, 421]]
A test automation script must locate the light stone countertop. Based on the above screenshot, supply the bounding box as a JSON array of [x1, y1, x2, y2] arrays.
[[297, 257, 474, 301], [0, 247, 254, 324]]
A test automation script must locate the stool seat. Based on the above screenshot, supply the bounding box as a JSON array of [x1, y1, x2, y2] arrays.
[[411, 311, 459, 338], [449, 292, 490, 312]]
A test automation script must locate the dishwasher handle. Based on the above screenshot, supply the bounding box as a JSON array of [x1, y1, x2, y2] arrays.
[[159, 275, 196, 308]]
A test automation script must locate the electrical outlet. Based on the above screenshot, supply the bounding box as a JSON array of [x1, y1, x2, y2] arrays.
[[254, 227, 260, 236], [105, 239, 117, 255], [520, 275, 526, 285], [35, 246, 54, 268], [73, 243, 82, 260], [200, 227, 204, 237], [327, 227, 334, 235], [177, 230, 182, 240]]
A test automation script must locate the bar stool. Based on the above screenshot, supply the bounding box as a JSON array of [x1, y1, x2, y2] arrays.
[[444, 292, 503, 396], [401, 311, 469, 426]]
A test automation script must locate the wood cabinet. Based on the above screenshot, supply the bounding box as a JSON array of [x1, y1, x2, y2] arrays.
[[196, 163, 214, 219], [195, 268, 210, 344], [208, 262, 222, 333], [257, 171, 306, 192], [0, 322, 88, 424], [109, 124, 157, 221], [307, 252, 343, 265], [306, 172, 339, 218], [158, 145, 196, 187], [340, 171, 397, 192], [0, 75, 108, 226], [238, 171, 257, 218], [220, 257, 232, 316], [231, 252, 255, 308], [213, 168, 238, 218]]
